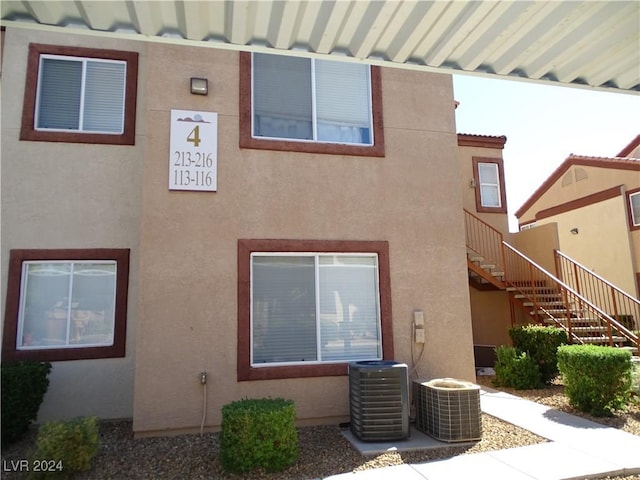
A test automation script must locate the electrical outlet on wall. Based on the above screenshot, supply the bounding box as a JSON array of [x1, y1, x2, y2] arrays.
[[413, 310, 424, 328]]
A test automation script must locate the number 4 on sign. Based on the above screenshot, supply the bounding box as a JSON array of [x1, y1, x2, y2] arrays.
[[187, 126, 201, 147]]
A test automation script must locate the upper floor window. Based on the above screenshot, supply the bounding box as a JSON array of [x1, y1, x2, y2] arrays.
[[472, 157, 507, 213], [239, 52, 384, 157], [237, 239, 393, 381], [2, 249, 130, 362], [253, 54, 372, 145], [628, 189, 640, 230], [21, 44, 138, 145]]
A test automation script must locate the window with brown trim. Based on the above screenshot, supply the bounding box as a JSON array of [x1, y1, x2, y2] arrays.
[[239, 52, 384, 157], [20, 44, 138, 145], [472, 157, 507, 214], [237, 239, 393, 381], [2, 249, 130, 362], [627, 188, 640, 231]]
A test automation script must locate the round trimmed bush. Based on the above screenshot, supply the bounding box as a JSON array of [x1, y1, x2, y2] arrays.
[[557, 344, 632, 416]]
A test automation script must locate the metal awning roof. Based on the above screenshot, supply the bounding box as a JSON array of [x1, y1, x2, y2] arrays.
[[2, 0, 639, 93]]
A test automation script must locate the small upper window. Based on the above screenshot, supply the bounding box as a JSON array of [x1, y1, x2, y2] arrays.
[[478, 163, 501, 208], [252, 54, 373, 146], [21, 44, 138, 145], [36, 56, 126, 133], [239, 52, 384, 157], [472, 157, 507, 213], [629, 190, 640, 229]]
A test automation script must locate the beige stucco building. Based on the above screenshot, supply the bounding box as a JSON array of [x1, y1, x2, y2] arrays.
[[516, 135, 640, 300], [2, 26, 489, 436], [4, 22, 636, 436]]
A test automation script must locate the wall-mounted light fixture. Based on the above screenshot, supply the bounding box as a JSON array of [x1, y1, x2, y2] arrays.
[[190, 77, 208, 95], [570, 227, 579, 235], [469, 178, 476, 188]]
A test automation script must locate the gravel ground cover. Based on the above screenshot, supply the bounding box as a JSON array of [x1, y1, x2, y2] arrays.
[[2, 375, 638, 480]]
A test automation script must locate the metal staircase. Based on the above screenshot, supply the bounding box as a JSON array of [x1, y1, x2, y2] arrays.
[[464, 209, 639, 353]]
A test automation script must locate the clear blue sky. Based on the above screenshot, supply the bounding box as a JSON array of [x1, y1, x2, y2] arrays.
[[452, 74, 640, 231]]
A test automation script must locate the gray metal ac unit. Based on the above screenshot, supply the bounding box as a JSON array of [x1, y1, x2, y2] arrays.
[[413, 378, 482, 442], [348, 361, 409, 441]]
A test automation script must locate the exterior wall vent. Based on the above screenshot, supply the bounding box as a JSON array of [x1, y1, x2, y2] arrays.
[[348, 361, 409, 441], [413, 378, 482, 442]]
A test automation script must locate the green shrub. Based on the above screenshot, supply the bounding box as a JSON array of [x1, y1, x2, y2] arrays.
[[29, 416, 99, 478], [220, 398, 298, 473], [557, 345, 632, 416], [632, 358, 640, 396], [494, 345, 543, 389], [1, 361, 52, 447], [509, 325, 567, 384]]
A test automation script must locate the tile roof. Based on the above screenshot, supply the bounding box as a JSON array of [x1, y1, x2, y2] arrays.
[[457, 134, 507, 149]]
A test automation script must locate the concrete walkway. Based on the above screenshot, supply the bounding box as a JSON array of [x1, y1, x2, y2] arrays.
[[324, 386, 640, 480]]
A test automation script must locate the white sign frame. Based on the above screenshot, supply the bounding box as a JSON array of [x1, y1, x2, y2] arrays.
[[169, 109, 218, 191]]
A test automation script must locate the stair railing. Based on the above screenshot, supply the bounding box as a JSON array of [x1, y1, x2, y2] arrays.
[[463, 210, 639, 350], [463, 209, 505, 274], [555, 250, 640, 333], [504, 243, 639, 350]]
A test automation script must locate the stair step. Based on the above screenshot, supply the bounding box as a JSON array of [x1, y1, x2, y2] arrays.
[[523, 301, 568, 307], [531, 309, 577, 315], [544, 318, 603, 326], [579, 336, 627, 344], [569, 326, 609, 333]]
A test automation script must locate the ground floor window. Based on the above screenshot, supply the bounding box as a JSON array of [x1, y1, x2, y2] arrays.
[[2, 249, 129, 362], [238, 240, 393, 381]]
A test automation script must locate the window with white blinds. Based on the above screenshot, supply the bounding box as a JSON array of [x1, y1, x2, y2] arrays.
[[630, 192, 640, 226], [251, 253, 382, 366], [252, 53, 373, 145], [36, 55, 126, 134], [478, 162, 502, 208]]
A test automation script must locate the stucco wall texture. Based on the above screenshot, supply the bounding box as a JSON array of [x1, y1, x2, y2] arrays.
[[132, 44, 475, 435], [0, 28, 144, 421], [1, 29, 476, 435]]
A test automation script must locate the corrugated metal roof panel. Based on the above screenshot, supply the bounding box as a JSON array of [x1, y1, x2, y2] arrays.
[[2, 0, 638, 92]]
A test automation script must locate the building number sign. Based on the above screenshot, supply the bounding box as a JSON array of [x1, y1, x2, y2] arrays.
[[169, 109, 218, 191]]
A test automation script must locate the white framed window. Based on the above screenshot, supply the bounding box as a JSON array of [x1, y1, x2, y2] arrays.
[[251, 253, 382, 366], [17, 261, 117, 350], [21, 44, 138, 145], [472, 157, 506, 213], [35, 55, 126, 134], [251, 53, 373, 146], [630, 191, 640, 227], [478, 162, 501, 208]]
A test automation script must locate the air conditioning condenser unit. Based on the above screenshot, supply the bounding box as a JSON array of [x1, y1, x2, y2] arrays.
[[349, 361, 409, 441]]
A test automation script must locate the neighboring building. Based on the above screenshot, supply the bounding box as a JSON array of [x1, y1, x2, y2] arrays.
[[515, 135, 640, 299], [460, 133, 640, 362], [1, 27, 478, 435]]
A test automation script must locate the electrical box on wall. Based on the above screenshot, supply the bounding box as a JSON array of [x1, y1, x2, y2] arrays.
[[413, 310, 425, 344]]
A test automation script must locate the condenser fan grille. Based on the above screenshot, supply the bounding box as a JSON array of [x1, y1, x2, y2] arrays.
[[414, 378, 482, 442], [349, 361, 409, 441]]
